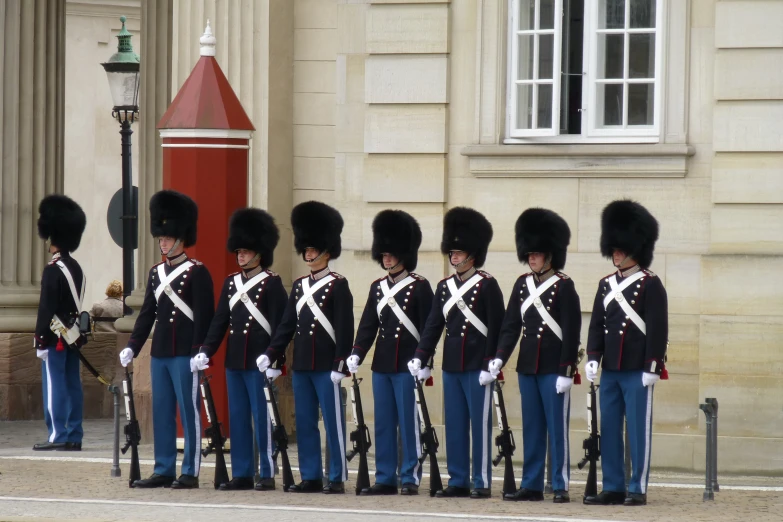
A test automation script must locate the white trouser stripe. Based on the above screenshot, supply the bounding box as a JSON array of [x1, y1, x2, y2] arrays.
[[560, 391, 570, 491], [333, 383, 347, 482], [192, 372, 201, 476], [640, 384, 654, 493], [266, 402, 274, 477], [45, 358, 56, 443], [412, 383, 422, 485], [480, 384, 491, 488]]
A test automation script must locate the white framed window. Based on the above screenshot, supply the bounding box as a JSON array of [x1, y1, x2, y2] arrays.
[[507, 0, 664, 142]]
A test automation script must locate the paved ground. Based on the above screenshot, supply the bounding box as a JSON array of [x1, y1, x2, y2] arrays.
[[0, 419, 781, 522]]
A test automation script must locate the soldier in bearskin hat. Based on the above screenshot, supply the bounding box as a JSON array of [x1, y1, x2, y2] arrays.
[[256, 201, 354, 494], [193, 208, 287, 491], [408, 207, 505, 499], [490, 208, 581, 503], [583, 200, 668, 507], [33, 195, 87, 451], [119, 190, 215, 489], [346, 210, 434, 496]]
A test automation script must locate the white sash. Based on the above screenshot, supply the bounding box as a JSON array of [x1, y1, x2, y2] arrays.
[[296, 275, 337, 343], [52, 261, 86, 343], [443, 274, 488, 336], [377, 276, 420, 342], [56, 261, 85, 311], [520, 275, 563, 341], [154, 261, 195, 320], [229, 272, 272, 336], [602, 271, 647, 335]]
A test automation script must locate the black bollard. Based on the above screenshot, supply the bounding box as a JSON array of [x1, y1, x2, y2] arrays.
[[110, 385, 122, 478], [706, 398, 719, 492], [699, 402, 715, 501]]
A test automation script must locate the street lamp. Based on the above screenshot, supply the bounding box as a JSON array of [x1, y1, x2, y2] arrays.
[[102, 16, 140, 316]]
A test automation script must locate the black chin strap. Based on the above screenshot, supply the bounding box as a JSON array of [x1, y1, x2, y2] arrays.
[[161, 239, 182, 257], [239, 252, 261, 270], [304, 250, 326, 265], [451, 254, 474, 270]]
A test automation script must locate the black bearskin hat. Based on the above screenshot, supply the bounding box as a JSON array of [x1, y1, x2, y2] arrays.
[[515, 208, 571, 271], [291, 201, 344, 260], [37, 195, 87, 252], [600, 200, 659, 269], [227, 208, 280, 269], [371, 210, 422, 271], [440, 207, 493, 268], [149, 190, 198, 247]]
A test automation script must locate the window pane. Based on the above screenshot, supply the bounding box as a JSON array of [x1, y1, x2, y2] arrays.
[[516, 84, 534, 129], [518, 0, 535, 31], [537, 84, 554, 128], [630, 0, 656, 29], [540, 0, 556, 30], [629, 33, 655, 78], [600, 0, 625, 29], [517, 35, 535, 80], [628, 83, 654, 125], [598, 34, 624, 79], [539, 34, 555, 79], [598, 83, 623, 126]]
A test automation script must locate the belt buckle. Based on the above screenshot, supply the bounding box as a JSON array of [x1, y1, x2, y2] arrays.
[[307, 297, 315, 307], [388, 296, 397, 307], [164, 285, 173, 296], [241, 293, 249, 303], [533, 297, 542, 308], [457, 299, 466, 310], [615, 293, 624, 302]]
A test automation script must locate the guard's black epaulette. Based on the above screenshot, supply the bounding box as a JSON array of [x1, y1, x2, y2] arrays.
[[372, 276, 385, 284], [151, 261, 165, 270], [190, 258, 203, 266], [228, 271, 241, 278], [601, 271, 616, 281], [330, 272, 345, 279], [438, 275, 451, 285], [642, 269, 657, 277], [520, 272, 533, 279], [266, 269, 278, 277], [477, 270, 493, 279], [556, 272, 570, 280], [410, 273, 426, 281]]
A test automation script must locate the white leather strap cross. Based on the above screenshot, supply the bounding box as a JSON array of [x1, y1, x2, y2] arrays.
[[443, 274, 488, 336], [154, 261, 195, 320], [296, 275, 337, 343], [521, 275, 563, 341], [56, 261, 86, 311], [377, 276, 420, 342], [603, 271, 647, 335], [229, 272, 272, 336]]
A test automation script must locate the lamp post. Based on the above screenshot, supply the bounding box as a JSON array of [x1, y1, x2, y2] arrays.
[[102, 16, 140, 316]]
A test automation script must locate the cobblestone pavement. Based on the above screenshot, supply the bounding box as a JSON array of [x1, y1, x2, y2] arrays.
[[1, 420, 781, 522]]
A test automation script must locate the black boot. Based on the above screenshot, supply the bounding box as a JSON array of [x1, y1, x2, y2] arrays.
[[219, 477, 254, 491], [288, 480, 323, 493], [60, 442, 82, 451], [470, 488, 491, 499], [255, 478, 276, 491], [583, 490, 626, 505], [504, 488, 544, 501], [624, 493, 647, 506], [400, 483, 419, 496], [435, 486, 470, 498], [553, 490, 570, 503], [360, 483, 398, 496], [32, 442, 66, 451], [323, 481, 345, 494], [133, 474, 175, 488], [171, 474, 199, 489]]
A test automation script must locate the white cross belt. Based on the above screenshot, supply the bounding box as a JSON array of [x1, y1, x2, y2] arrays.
[[154, 261, 195, 320], [443, 274, 488, 336], [376, 276, 420, 342], [603, 271, 646, 335], [296, 275, 337, 343], [520, 275, 563, 341], [229, 272, 272, 336]]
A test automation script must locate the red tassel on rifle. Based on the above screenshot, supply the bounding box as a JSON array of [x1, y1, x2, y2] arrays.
[[425, 376, 434, 386], [661, 367, 669, 380], [574, 370, 582, 385], [280, 365, 287, 377], [56, 338, 65, 352], [498, 371, 505, 383]]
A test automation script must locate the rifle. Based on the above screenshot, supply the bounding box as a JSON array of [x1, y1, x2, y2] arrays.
[[578, 381, 600, 502], [346, 373, 372, 495], [199, 371, 230, 489], [121, 367, 141, 488], [263, 374, 295, 492], [491, 373, 517, 496], [415, 377, 442, 497]]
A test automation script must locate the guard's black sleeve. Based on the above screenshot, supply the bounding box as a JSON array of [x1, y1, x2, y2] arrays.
[[190, 265, 215, 354], [415, 279, 435, 331], [265, 276, 289, 368], [331, 278, 354, 373], [494, 278, 523, 366], [414, 281, 447, 364], [558, 278, 582, 377], [586, 282, 606, 365], [265, 284, 298, 364], [34, 266, 59, 350], [128, 269, 158, 356], [482, 276, 506, 371], [643, 276, 668, 375], [351, 284, 380, 363], [199, 279, 230, 358]]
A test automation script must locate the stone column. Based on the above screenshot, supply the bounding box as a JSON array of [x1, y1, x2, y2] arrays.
[[0, 0, 66, 420]]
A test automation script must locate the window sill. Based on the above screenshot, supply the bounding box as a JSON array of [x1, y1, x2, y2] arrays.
[[460, 143, 695, 178]]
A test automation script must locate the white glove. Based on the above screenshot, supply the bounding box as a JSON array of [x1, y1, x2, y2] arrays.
[[330, 371, 346, 385], [642, 372, 660, 387], [266, 368, 282, 382], [555, 376, 573, 394], [192, 353, 210, 371], [256, 354, 270, 373], [488, 358, 503, 378], [346, 355, 361, 374], [119, 347, 134, 367], [417, 366, 432, 382], [36, 349, 48, 362], [479, 370, 495, 386], [585, 360, 599, 382], [407, 358, 422, 377]]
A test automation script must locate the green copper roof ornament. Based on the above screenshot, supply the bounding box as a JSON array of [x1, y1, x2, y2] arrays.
[[102, 16, 141, 116], [109, 16, 140, 64]]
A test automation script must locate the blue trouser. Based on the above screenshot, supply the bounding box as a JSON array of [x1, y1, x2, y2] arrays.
[[41, 346, 83, 443], [372, 371, 423, 487], [599, 370, 655, 494], [150, 356, 202, 477], [226, 368, 274, 479], [442, 370, 493, 490], [292, 370, 347, 483], [518, 373, 571, 492]]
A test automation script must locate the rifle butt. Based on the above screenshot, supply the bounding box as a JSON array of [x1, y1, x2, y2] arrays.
[[583, 460, 598, 500], [502, 455, 517, 496], [280, 450, 295, 492], [429, 454, 443, 497], [128, 445, 141, 488], [214, 448, 230, 490], [355, 453, 371, 495]]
